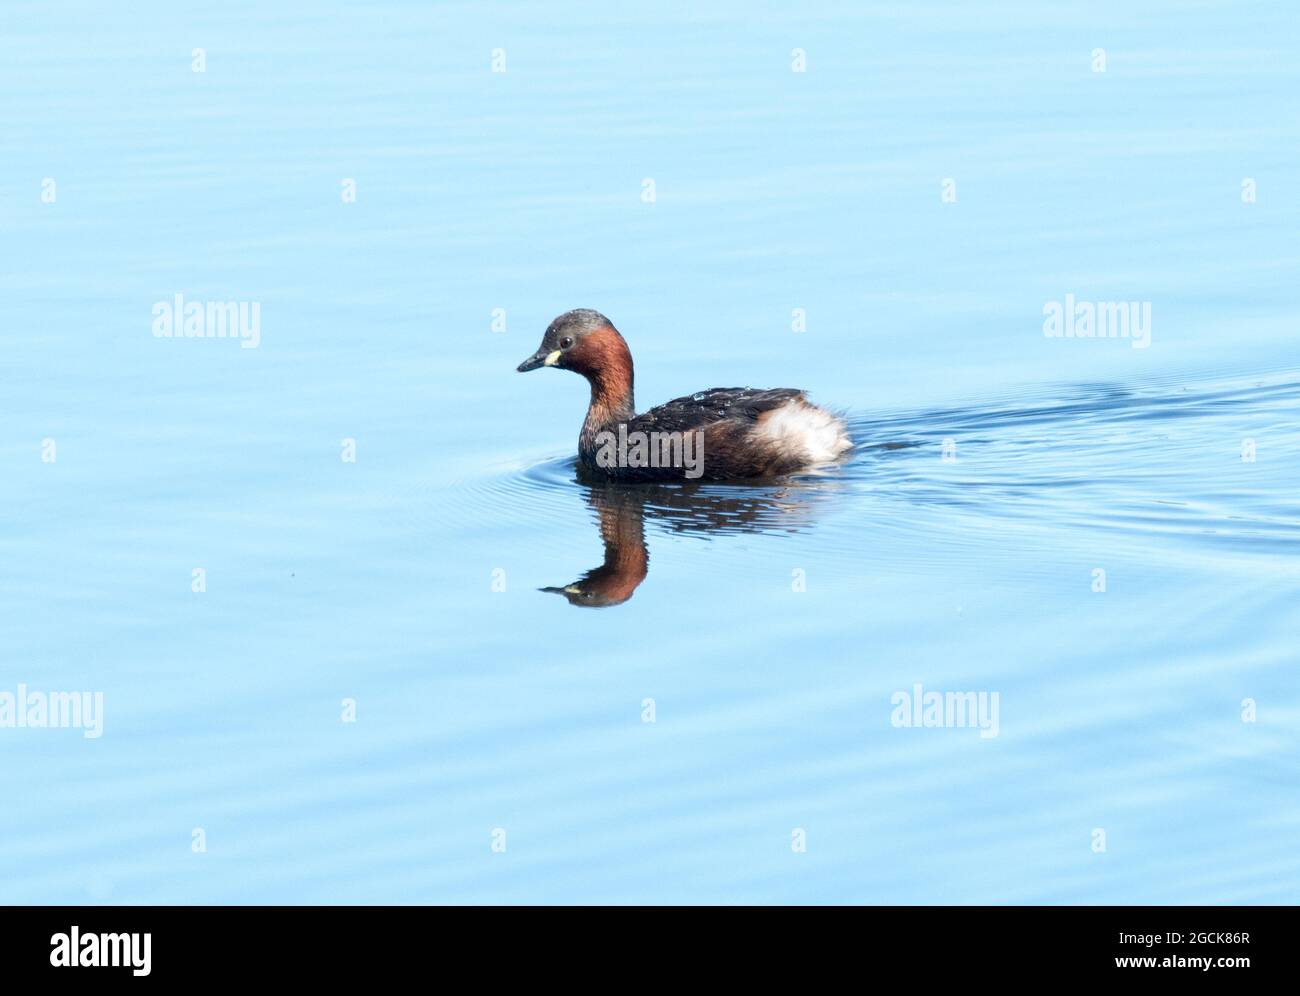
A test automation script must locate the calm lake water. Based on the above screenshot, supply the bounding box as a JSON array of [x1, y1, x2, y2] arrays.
[[2, 2, 1298, 903]]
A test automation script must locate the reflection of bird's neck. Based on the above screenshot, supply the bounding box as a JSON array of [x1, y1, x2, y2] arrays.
[[585, 500, 648, 603]]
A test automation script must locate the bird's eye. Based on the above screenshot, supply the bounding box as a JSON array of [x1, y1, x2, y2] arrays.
[[560, 337, 574, 349]]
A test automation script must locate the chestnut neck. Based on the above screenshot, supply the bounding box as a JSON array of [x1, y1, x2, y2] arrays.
[[575, 327, 636, 433]]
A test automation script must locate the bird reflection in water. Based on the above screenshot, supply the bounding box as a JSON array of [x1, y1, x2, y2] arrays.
[[542, 465, 835, 608]]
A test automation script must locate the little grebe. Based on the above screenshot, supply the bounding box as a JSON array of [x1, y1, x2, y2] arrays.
[[517, 309, 852, 481]]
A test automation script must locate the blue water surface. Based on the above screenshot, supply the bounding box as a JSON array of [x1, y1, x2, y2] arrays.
[[2, 1, 1298, 903]]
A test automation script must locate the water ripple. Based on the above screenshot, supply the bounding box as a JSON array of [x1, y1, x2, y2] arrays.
[[462, 374, 1300, 557]]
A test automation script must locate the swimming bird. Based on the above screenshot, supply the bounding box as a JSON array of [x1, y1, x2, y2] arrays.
[[517, 309, 852, 481]]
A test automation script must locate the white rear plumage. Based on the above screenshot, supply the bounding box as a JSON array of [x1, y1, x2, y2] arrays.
[[753, 397, 853, 465]]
